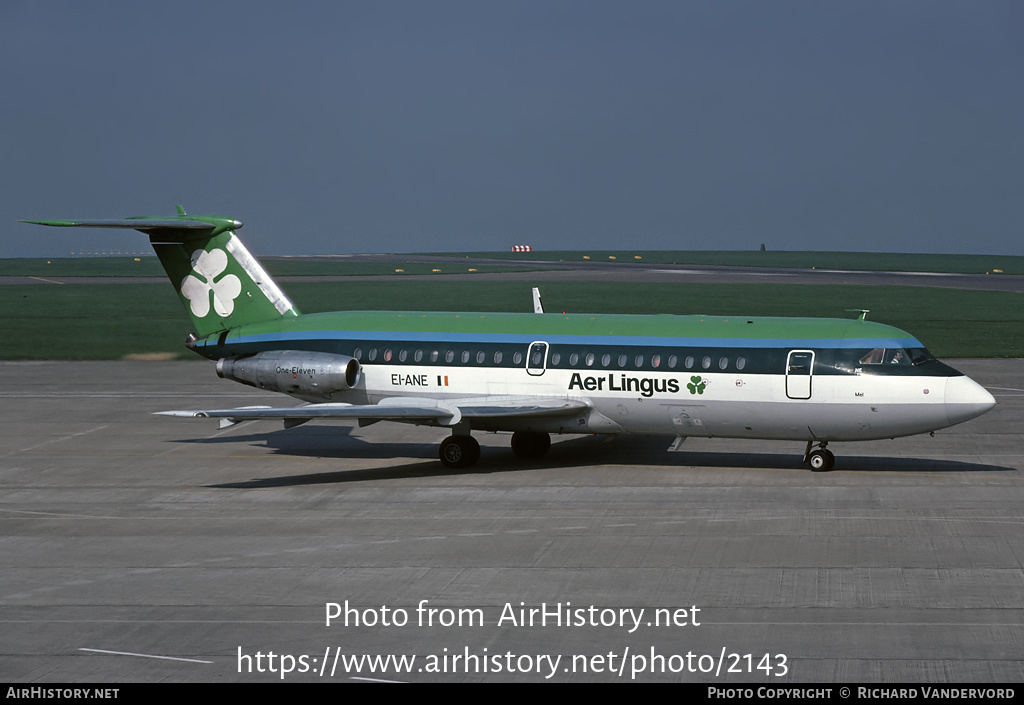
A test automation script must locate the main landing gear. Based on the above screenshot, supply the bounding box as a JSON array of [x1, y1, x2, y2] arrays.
[[803, 441, 835, 472], [439, 435, 480, 470], [437, 431, 552, 469], [510, 431, 551, 460]]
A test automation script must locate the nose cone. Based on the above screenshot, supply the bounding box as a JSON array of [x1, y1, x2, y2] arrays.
[[945, 375, 996, 426]]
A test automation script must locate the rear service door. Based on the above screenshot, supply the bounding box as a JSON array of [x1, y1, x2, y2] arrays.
[[786, 350, 814, 399]]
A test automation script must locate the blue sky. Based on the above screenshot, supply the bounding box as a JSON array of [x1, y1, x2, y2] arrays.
[[3, 1, 1022, 257]]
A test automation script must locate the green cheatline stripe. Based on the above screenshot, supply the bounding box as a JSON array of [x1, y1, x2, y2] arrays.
[[223, 310, 911, 344]]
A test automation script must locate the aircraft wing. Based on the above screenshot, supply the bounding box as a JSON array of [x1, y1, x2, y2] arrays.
[[156, 396, 589, 428]]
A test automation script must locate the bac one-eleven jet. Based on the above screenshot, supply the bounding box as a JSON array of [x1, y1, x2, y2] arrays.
[[25, 209, 995, 472]]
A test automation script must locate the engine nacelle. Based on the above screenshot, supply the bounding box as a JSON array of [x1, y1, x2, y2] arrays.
[[216, 351, 361, 401]]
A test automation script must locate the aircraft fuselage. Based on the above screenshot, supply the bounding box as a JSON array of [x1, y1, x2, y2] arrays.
[[188, 309, 993, 445]]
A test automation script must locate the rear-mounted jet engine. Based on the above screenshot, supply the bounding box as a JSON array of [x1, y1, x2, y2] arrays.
[[216, 351, 361, 401]]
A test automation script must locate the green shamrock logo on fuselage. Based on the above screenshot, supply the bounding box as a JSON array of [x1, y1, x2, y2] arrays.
[[687, 375, 706, 395]]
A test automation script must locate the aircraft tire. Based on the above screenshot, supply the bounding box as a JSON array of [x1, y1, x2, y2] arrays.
[[511, 431, 551, 459], [808, 449, 835, 472], [439, 435, 480, 470]]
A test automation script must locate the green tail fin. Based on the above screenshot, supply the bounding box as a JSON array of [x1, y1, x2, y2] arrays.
[[22, 208, 300, 337]]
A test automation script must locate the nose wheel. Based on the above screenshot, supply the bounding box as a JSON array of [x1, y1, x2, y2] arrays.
[[439, 435, 481, 469], [804, 441, 835, 472]]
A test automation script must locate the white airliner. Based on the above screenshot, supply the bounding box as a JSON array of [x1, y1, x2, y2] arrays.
[[24, 209, 996, 471]]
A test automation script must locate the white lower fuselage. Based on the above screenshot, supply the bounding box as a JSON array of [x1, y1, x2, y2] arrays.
[[351, 362, 989, 442]]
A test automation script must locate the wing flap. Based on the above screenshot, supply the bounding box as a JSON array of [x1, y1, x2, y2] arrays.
[[450, 396, 589, 418]]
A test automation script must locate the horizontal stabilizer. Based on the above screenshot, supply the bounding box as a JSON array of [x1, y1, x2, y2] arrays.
[[21, 215, 243, 240], [22, 218, 215, 229]]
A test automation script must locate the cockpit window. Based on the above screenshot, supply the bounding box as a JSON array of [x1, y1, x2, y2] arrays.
[[906, 347, 934, 364], [885, 349, 909, 365], [859, 348, 884, 365], [859, 347, 934, 366]]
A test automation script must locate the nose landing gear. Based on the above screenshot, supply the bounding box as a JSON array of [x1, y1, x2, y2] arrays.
[[804, 441, 835, 472]]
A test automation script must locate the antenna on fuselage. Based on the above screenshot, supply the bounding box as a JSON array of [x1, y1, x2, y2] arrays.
[[532, 287, 544, 314], [846, 309, 870, 322]]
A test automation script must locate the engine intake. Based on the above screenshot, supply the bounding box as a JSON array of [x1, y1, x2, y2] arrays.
[[216, 351, 361, 400]]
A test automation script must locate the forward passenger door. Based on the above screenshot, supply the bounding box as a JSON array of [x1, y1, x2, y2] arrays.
[[785, 350, 814, 399]]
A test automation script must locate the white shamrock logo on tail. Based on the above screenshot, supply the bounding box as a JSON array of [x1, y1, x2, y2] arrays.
[[180, 248, 242, 317]]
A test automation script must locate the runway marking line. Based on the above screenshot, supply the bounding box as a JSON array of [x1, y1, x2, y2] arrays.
[[79, 647, 213, 664], [4, 425, 108, 457], [0, 508, 123, 519]]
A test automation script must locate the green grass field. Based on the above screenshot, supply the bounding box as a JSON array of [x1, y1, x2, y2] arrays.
[[3, 280, 1021, 359], [0, 257, 543, 278]]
